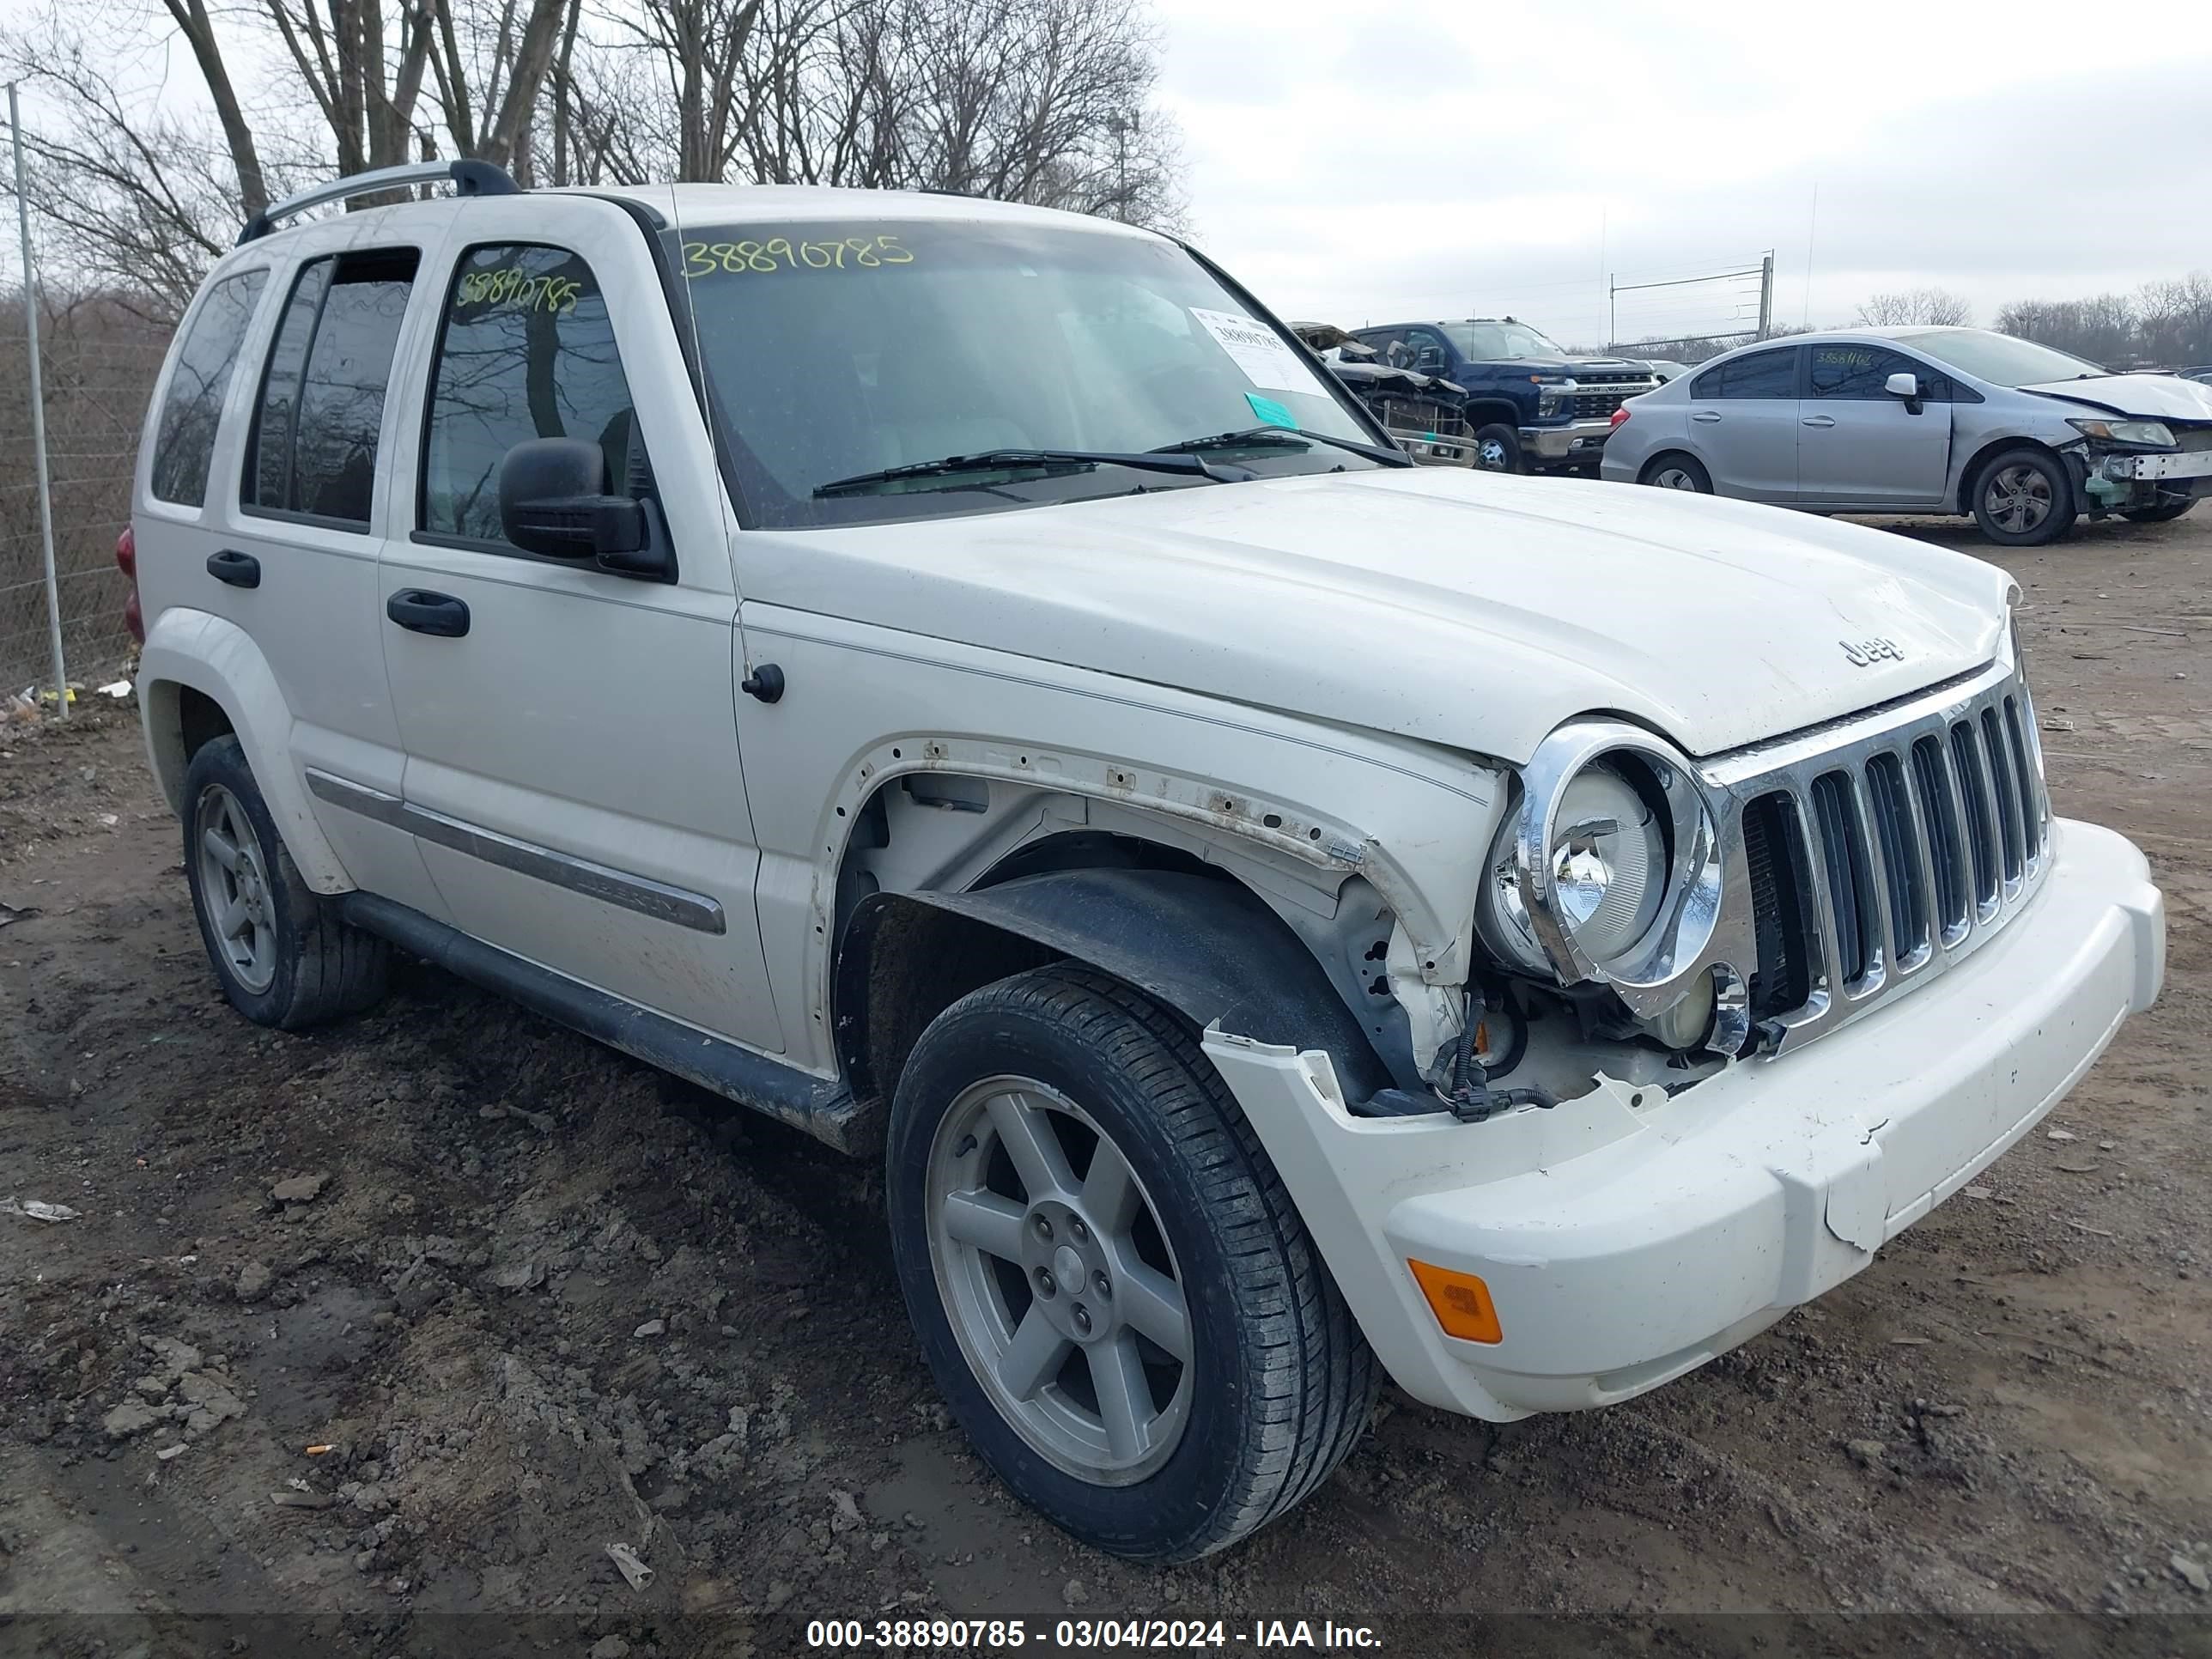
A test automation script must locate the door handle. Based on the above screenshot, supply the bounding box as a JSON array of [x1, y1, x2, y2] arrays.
[[1691, 410, 1722, 423], [1802, 415, 1838, 428], [386, 589, 471, 637], [206, 549, 260, 588]]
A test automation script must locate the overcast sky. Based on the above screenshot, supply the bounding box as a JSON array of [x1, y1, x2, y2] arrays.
[[1153, 0, 2212, 347]]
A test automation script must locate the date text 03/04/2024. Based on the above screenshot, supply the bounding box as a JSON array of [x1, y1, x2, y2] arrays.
[[804, 1619, 1382, 1650]]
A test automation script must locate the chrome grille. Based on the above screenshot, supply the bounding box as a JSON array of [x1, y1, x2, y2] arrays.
[[1704, 661, 2049, 1054], [1567, 384, 1653, 420]]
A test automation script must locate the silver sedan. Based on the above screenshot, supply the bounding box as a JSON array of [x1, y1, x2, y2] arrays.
[[1600, 326, 2212, 545]]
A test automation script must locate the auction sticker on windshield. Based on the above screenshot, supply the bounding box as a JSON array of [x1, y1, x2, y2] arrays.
[[1189, 307, 1310, 392]]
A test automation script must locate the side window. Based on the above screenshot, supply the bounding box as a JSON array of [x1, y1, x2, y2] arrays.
[[150, 269, 269, 507], [245, 247, 420, 526], [1405, 329, 1450, 372], [1809, 343, 1944, 400], [420, 243, 637, 546], [1695, 347, 1798, 400]]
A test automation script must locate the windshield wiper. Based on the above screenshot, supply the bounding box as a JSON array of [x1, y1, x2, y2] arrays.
[[814, 447, 1235, 497], [1152, 427, 1413, 468]]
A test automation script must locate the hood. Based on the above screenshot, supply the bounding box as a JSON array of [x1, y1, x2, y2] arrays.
[[1475, 354, 1652, 379], [2021, 372, 2212, 423], [739, 469, 2013, 764]]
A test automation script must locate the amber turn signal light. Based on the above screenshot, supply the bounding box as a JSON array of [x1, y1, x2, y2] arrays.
[[1408, 1259, 1503, 1344]]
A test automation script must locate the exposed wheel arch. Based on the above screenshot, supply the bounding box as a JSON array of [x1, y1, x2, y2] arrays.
[[834, 869, 1396, 1123]]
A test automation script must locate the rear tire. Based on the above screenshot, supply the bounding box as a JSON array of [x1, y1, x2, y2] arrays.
[[1970, 447, 2077, 547], [1470, 422, 1526, 474], [182, 736, 387, 1029], [885, 963, 1377, 1561], [1639, 453, 1713, 493], [2121, 496, 2197, 524]]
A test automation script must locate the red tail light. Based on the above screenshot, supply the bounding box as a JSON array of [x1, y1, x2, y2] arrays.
[[117, 524, 145, 644], [1609, 404, 1632, 429]]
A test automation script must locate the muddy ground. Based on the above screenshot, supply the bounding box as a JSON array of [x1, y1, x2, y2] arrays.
[[3, 512, 2209, 1659]]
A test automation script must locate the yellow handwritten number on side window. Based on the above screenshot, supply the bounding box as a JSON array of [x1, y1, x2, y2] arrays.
[[682, 234, 915, 277], [457, 268, 582, 314]]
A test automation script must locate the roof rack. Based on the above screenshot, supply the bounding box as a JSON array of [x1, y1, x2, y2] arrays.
[[237, 159, 520, 246]]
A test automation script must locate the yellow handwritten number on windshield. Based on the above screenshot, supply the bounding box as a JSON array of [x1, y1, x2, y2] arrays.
[[683, 235, 915, 277]]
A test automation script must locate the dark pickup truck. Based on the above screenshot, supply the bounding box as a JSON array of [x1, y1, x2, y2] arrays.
[[1348, 318, 1659, 474]]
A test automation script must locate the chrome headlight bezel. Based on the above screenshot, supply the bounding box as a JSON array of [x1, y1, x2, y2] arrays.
[[1476, 720, 1740, 1046]]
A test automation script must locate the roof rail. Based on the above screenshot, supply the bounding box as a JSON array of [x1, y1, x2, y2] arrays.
[[237, 159, 519, 246]]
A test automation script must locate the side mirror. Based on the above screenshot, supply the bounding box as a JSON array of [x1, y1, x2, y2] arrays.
[[498, 437, 650, 562], [1885, 371, 1920, 400]]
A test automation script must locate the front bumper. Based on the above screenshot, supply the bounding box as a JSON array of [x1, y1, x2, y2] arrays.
[[1520, 418, 1615, 465], [2110, 447, 2212, 483], [1203, 818, 2163, 1420], [2085, 444, 2212, 509]]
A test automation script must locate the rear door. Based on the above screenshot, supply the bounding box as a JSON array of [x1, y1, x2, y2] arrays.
[[372, 194, 783, 1052], [1796, 343, 1953, 507], [1683, 345, 1802, 501], [140, 220, 453, 921]]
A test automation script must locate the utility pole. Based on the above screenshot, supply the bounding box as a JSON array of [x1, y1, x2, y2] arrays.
[[9, 81, 67, 719], [1106, 113, 1135, 223], [1756, 249, 1775, 340]]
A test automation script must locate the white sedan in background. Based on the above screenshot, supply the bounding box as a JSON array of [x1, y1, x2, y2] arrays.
[[1602, 326, 2212, 545]]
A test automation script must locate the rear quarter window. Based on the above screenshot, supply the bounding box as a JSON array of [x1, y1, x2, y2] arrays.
[[149, 269, 270, 507]]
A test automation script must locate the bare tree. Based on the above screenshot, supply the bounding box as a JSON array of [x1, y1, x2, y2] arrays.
[[1995, 294, 2136, 367], [0, 9, 319, 319], [2136, 272, 2212, 366], [572, 0, 1188, 227], [1854, 287, 1972, 328]]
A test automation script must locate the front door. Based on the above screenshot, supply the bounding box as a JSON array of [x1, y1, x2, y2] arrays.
[[374, 198, 782, 1052], [1683, 343, 1802, 501], [1796, 343, 1953, 507]]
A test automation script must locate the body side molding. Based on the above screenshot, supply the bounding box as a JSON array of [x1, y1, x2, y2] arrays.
[[307, 769, 726, 934]]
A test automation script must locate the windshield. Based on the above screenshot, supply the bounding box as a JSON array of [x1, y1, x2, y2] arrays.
[[665, 219, 1381, 528], [1441, 320, 1565, 361], [1891, 328, 2109, 387]]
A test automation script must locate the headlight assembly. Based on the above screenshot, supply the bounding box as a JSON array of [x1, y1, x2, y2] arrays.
[[1476, 722, 1738, 1049], [2068, 416, 2176, 447]]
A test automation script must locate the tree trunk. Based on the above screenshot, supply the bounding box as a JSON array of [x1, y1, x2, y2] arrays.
[[161, 0, 270, 217]]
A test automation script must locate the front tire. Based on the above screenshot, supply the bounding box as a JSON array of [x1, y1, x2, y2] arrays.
[[1470, 422, 1526, 474], [1971, 447, 2077, 546], [2121, 495, 2197, 524], [886, 964, 1376, 1560], [183, 736, 388, 1029]]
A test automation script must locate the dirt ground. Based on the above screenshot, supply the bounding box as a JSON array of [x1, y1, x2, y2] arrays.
[[3, 510, 2209, 1659]]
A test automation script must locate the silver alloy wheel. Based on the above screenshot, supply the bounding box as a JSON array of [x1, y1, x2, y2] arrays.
[[1653, 465, 1701, 490], [196, 782, 276, 993], [1475, 435, 1512, 471], [1986, 464, 2053, 534], [926, 1074, 1194, 1486]]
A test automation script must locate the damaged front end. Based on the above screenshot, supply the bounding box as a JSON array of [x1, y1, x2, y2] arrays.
[[2060, 416, 2212, 518]]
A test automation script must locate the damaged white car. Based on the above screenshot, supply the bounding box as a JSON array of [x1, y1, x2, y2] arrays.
[[127, 165, 2166, 1561], [1604, 325, 2212, 545]]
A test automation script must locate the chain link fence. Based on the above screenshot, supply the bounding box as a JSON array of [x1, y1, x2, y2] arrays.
[[0, 292, 169, 710]]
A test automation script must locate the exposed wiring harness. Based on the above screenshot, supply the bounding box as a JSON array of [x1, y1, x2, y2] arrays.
[[1440, 988, 1558, 1122]]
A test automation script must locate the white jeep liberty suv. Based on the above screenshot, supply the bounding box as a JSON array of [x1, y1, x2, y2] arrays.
[[127, 161, 2166, 1561]]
